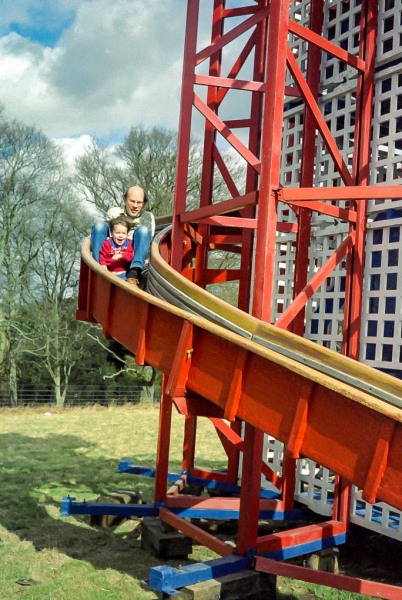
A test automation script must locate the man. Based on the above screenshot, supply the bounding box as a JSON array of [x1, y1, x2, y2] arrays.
[[91, 185, 155, 286]]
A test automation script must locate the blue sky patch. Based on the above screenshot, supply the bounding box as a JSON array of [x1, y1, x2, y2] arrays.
[[9, 11, 75, 48]]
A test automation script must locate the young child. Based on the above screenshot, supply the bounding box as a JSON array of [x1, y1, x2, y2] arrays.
[[99, 217, 134, 280]]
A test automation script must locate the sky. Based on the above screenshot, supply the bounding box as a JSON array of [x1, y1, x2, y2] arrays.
[[0, 0, 193, 162]]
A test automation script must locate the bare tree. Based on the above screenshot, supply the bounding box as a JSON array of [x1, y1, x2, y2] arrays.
[[75, 125, 217, 217], [0, 112, 67, 405], [26, 196, 93, 407], [76, 125, 246, 220], [74, 140, 126, 214]]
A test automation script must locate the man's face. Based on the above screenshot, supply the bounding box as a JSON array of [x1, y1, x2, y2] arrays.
[[125, 187, 145, 217]]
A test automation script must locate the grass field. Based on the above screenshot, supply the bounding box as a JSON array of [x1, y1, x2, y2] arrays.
[[0, 405, 379, 599]]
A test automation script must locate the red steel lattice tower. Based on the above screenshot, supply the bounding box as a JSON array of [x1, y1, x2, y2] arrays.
[[165, 0, 401, 558]]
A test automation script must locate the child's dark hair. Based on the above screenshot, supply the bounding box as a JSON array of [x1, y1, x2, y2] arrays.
[[108, 217, 130, 232]]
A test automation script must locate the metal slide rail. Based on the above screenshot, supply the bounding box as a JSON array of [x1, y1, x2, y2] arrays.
[[77, 236, 402, 513], [149, 227, 402, 413]]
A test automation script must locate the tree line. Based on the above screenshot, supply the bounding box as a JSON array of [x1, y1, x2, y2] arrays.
[[0, 107, 242, 407]]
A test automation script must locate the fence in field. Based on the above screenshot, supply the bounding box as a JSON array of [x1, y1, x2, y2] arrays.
[[0, 383, 162, 408]]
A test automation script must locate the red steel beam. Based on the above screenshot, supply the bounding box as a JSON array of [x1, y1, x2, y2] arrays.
[[252, 0, 289, 322], [238, 0, 290, 554], [280, 185, 402, 201], [291, 0, 323, 336], [276, 233, 355, 329], [179, 191, 258, 223], [154, 389, 173, 502], [193, 0, 225, 289], [170, 0, 199, 272], [344, 0, 378, 360], [160, 507, 234, 557], [256, 557, 402, 599]]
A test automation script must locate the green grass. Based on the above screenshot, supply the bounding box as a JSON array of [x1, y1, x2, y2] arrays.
[[0, 405, 379, 599]]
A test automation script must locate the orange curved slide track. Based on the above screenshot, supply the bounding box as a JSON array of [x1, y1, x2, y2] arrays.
[[77, 237, 402, 512]]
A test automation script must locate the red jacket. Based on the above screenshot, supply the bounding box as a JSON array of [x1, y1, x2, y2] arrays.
[[99, 238, 134, 273]]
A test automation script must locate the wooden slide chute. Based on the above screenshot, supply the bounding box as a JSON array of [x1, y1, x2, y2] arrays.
[[78, 236, 402, 512]]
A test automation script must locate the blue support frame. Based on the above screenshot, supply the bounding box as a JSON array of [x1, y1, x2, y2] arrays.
[[60, 463, 345, 597], [60, 496, 158, 518], [61, 495, 305, 521], [118, 460, 280, 498], [147, 555, 252, 595], [61, 461, 307, 521], [262, 533, 348, 561]]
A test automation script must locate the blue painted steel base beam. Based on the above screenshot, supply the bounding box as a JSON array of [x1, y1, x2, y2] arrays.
[[60, 497, 158, 518], [170, 507, 306, 520], [147, 555, 252, 595], [262, 533, 347, 561], [117, 461, 180, 480], [61, 496, 305, 521], [117, 460, 280, 498]]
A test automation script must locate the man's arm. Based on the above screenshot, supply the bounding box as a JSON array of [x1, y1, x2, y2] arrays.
[[106, 206, 123, 221]]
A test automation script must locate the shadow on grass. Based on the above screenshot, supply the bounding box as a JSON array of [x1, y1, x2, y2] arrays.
[[0, 431, 200, 581]]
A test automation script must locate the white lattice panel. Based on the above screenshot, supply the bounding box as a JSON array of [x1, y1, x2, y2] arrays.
[[294, 460, 334, 517], [277, 0, 402, 370], [350, 487, 402, 540], [360, 216, 402, 376], [262, 446, 402, 541]]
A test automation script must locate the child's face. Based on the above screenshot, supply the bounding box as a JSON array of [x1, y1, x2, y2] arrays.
[[111, 224, 129, 245]]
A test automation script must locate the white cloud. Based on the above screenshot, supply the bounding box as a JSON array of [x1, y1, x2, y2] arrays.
[[0, 0, 188, 145], [54, 134, 93, 166]]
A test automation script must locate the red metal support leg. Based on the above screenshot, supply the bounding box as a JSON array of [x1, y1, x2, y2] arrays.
[[154, 381, 173, 503]]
